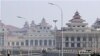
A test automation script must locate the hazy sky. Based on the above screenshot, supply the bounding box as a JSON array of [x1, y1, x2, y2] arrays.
[[1, 0, 100, 29]]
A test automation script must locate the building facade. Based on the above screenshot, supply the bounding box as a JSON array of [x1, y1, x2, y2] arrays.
[[2, 18, 56, 50], [56, 11, 100, 52], [0, 11, 100, 52], [0, 21, 5, 48]]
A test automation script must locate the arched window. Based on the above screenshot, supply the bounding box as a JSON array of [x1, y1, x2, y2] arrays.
[[21, 42, 24, 46], [8, 42, 10, 46], [83, 43, 86, 47], [44, 40, 47, 46], [88, 37, 92, 41], [77, 43, 80, 47], [47, 27, 49, 29], [71, 36, 74, 41], [30, 40, 33, 46], [25, 40, 29, 46], [35, 40, 38, 46], [65, 37, 69, 41], [65, 42, 69, 47], [16, 42, 19, 46], [49, 40, 52, 46], [39, 40, 42, 46], [77, 37, 80, 41], [44, 27, 46, 29], [83, 37, 86, 41], [71, 43, 75, 47], [12, 42, 14, 46]]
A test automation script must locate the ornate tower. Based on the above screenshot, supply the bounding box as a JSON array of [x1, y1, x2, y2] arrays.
[[23, 21, 29, 29], [66, 11, 88, 32], [92, 18, 100, 29], [30, 20, 36, 27], [39, 18, 52, 29]]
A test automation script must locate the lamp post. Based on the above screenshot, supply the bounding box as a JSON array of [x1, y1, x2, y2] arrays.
[[49, 3, 64, 56], [17, 16, 30, 56], [53, 20, 61, 56], [53, 20, 57, 47]]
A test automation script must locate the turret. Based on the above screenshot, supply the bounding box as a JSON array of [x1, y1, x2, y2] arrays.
[[39, 18, 52, 30], [40, 18, 48, 26], [66, 11, 88, 32], [69, 11, 85, 23], [23, 21, 29, 29], [92, 18, 100, 29], [30, 20, 36, 27]]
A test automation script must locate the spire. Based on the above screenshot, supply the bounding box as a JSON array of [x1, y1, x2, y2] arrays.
[[73, 11, 81, 19], [41, 18, 46, 23], [40, 18, 47, 26], [95, 18, 100, 25], [23, 21, 29, 29], [30, 20, 36, 27], [92, 18, 100, 29]]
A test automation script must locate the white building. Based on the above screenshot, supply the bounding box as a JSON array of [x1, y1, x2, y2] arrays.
[[56, 11, 100, 52], [0, 11, 100, 52], [0, 21, 5, 50], [3, 18, 56, 50]]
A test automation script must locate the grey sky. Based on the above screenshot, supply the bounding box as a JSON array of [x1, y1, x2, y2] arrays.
[[1, 0, 100, 29]]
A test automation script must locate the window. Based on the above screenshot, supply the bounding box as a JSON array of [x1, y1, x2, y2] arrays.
[[71, 37, 74, 41], [53, 40, 55, 46], [77, 37, 80, 41], [77, 43, 80, 47], [49, 40, 52, 46], [39, 40, 42, 46], [65, 42, 69, 47], [37, 31, 40, 32], [35, 40, 38, 46], [16, 42, 19, 46], [76, 30, 79, 32], [65, 37, 69, 41], [25, 40, 29, 46], [88, 37, 92, 41], [40, 27, 42, 29], [77, 26, 80, 27], [44, 40, 47, 46], [82, 26, 85, 27], [71, 43, 75, 47], [83, 43, 86, 47], [47, 27, 49, 29], [2, 29, 4, 31], [21, 42, 24, 46], [44, 27, 46, 29], [8, 42, 10, 46], [12, 42, 14, 46], [30, 40, 33, 46], [68, 25, 71, 27], [83, 37, 86, 41]]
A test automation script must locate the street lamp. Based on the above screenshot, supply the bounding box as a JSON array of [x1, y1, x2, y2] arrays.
[[17, 16, 30, 56], [49, 3, 64, 56], [53, 19, 58, 48], [17, 16, 27, 21], [53, 20, 58, 30]]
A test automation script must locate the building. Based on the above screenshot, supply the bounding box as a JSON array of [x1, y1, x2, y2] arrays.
[[92, 18, 100, 29], [56, 11, 100, 52], [0, 20, 6, 50], [0, 11, 100, 53], [3, 18, 55, 51]]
